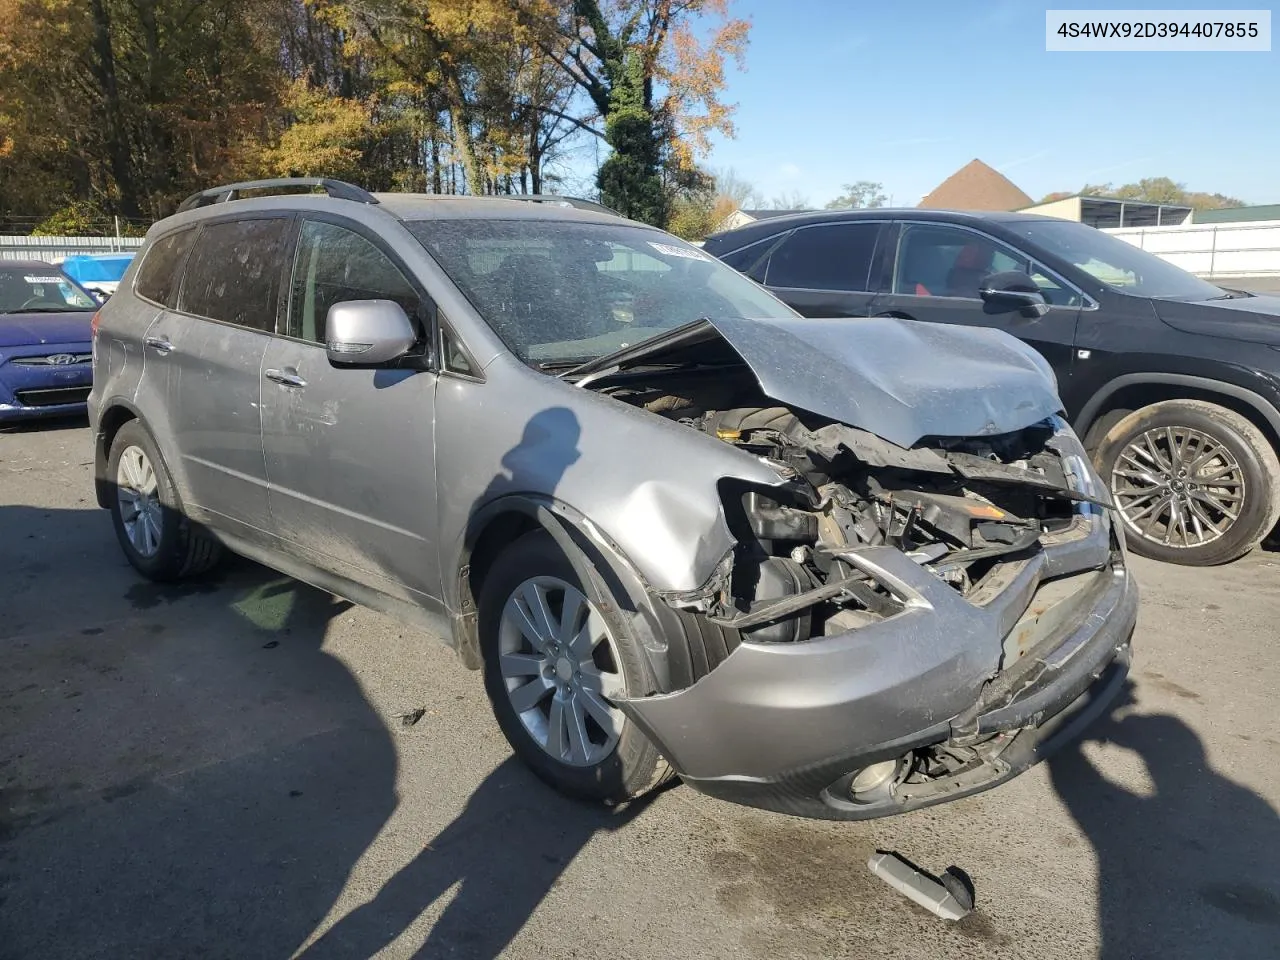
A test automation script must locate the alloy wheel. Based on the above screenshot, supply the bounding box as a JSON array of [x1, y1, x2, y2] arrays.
[[116, 445, 163, 558], [497, 576, 627, 767], [1110, 426, 1245, 549]]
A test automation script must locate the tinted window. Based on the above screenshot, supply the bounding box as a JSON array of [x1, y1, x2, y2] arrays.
[[407, 219, 795, 365], [764, 223, 880, 291], [135, 228, 195, 307], [1028, 265, 1083, 308], [1011, 218, 1225, 301], [717, 240, 774, 282], [895, 225, 1029, 299], [288, 220, 421, 344], [179, 218, 290, 330], [440, 324, 476, 376]]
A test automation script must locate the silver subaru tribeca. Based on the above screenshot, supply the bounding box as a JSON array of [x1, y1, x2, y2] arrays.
[[88, 178, 1137, 819]]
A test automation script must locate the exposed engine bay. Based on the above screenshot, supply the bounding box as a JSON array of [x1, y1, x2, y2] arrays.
[[592, 364, 1100, 645]]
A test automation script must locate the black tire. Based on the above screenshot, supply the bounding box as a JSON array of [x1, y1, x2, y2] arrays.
[[1093, 399, 1280, 565], [479, 531, 671, 803], [107, 420, 223, 581]]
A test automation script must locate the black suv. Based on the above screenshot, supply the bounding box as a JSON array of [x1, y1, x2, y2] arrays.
[[704, 209, 1280, 566]]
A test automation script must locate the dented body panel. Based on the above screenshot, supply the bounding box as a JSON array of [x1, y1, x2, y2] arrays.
[[434, 353, 789, 603]]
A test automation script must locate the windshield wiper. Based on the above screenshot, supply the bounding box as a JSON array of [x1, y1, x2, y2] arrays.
[[8, 306, 82, 313], [536, 358, 594, 372]]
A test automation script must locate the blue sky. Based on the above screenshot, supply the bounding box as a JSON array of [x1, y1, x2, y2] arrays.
[[698, 0, 1279, 207]]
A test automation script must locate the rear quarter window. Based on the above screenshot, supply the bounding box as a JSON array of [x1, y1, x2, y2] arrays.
[[178, 218, 291, 331], [135, 227, 196, 307]]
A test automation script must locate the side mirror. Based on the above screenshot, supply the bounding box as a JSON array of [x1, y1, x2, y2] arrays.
[[979, 271, 1050, 317], [326, 299, 417, 366]]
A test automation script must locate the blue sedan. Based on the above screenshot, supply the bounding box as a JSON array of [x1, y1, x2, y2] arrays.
[[0, 261, 99, 422]]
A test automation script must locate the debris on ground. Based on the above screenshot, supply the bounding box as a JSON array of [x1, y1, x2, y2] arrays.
[[867, 850, 975, 921], [395, 706, 428, 727]]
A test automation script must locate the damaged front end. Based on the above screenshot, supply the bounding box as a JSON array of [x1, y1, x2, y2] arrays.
[[575, 318, 1137, 819]]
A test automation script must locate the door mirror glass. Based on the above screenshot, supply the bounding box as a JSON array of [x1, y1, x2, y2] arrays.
[[326, 299, 417, 365], [979, 270, 1050, 317]]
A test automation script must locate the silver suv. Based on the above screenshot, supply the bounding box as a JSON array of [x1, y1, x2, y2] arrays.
[[89, 178, 1138, 820]]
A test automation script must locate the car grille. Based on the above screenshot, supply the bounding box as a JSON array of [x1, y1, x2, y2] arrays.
[[14, 386, 92, 407], [10, 353, 93, 366]]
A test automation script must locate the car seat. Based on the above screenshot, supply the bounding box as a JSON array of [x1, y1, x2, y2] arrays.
[[945, 242, 996, 298]]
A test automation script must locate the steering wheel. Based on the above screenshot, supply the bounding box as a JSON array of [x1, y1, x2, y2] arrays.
[[20, 296, 54, 310]]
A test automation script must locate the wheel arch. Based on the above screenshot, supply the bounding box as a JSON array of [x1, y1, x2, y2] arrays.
[[451, 495, 683, 692], [93, 399, 145, 509], [1076, 374, 1280, 455]]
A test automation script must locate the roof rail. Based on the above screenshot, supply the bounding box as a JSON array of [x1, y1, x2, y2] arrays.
[[500, 195, 623, 218], [177, 178, 378, 213]]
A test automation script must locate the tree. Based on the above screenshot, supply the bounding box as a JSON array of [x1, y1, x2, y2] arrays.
[[1041, 178, 1245, 211], [0, 0, 286, 224], [765, 189, 810, 210], [665, 165, 756, 240], [518, 0, 750, 226], [265, 80, 375, 181], [824, 180, 886, 210]]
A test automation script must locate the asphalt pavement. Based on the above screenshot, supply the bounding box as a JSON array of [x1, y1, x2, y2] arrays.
[[2, 420, 1278, 960]]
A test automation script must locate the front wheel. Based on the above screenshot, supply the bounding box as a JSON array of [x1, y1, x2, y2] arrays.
[[1093, 399, 1280, 565], [478, 531, 671, 803]]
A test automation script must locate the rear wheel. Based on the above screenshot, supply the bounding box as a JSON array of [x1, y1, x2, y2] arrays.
[[1093, 400, 1280, 565], [107, 420, 223, 580], [479, 531, 670, 803]]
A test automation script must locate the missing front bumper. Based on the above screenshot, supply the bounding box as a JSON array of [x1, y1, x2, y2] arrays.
[[616, 526, 1138, 820]]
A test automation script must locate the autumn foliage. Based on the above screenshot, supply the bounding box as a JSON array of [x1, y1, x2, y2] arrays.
[[0, 0, 752, 231]]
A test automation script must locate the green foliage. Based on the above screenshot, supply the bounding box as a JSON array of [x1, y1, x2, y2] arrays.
[[1048, 178, 1246, 210], [598, 52, 666, 225], [31, 201, 113, 236]]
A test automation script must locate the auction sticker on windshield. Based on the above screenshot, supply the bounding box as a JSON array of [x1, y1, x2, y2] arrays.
[[649, 241, 713, 261]]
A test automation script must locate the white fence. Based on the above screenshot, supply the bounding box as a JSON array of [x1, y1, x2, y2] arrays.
[[1104, 220, 1280, 279], [0, 234, 146, 263]]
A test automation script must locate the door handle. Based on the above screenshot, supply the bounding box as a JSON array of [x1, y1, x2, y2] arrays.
[[144, 335, 173, 355], [264, 368, 307, 388]]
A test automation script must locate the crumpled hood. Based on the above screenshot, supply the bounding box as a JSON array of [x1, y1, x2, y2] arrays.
[[0, 311, 94, 349], [575, 315, 1063, 448], [1155, 294, 1280, 347]]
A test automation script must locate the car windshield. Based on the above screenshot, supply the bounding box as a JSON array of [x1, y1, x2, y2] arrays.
[[0, 266, 98, 313], [407, 218, 797, 365], [1011, 219, 1226, 301]]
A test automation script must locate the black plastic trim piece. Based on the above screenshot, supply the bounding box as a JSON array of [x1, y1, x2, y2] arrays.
[[1075, 372, 1280, 439]]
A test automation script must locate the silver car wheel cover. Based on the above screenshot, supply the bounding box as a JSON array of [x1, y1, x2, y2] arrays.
[[498, 575, 627, 767], [116, 445, 163, 558], [1111, 425, 1245, 549]]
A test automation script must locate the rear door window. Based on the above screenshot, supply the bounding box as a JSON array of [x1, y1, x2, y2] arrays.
[[135, 227, 196, 307], [178, 218, 291, 331], [764, 222, 881, 292]]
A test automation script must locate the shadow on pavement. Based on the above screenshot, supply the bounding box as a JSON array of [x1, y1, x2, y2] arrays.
[[0, 503, 395, 960], [0, 412, 90, 434], [1049, 680, 1280, 959], [299, 758, 657, 959]]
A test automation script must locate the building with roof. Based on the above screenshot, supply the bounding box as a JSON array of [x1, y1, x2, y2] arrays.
[[918, 159, 1033, 212], [1192, 204, 1280, 224], [712, 207, 813, 234], [1018, 194, 1193, 228]]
